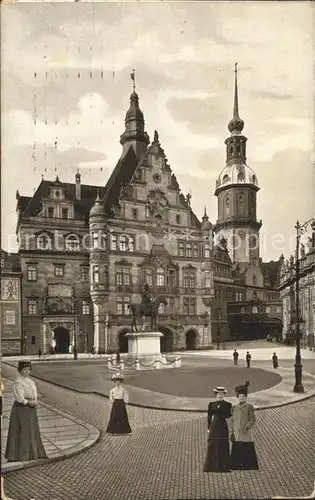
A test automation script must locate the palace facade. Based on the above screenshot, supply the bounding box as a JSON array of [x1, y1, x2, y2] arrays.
[[13, 70, 282, 355], [279, 232, 315, 347]]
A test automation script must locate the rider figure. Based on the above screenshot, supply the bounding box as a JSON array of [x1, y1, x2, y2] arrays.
[[141, 284, 153, 315]]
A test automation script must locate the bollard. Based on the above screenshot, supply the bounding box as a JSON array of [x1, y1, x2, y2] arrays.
[[107, 357, 112, 369], [155, 360, 160, 369], [135, 359, 140, 370], [119, 360, 124, 371]]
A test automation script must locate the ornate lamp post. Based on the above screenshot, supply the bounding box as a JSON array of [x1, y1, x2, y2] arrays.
[[293, 218, 315, 393]]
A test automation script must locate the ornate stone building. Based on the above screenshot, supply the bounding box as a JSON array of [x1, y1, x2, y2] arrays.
[[279, 231, 315, 347], [13, 69, 282, 355], [0, 250, 22, 354]]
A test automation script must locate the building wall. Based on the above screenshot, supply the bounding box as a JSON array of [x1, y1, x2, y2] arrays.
[[1, 270, 22, 355]]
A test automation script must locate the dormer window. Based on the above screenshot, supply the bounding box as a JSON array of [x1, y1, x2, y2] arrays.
[[36, 234, 51, 250], [55, 191, 60, 198], [222, 174, 229, 184], [237, 173, 245, 183]]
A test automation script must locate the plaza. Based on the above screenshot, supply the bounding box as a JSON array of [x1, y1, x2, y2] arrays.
[[1, 343, 315, 500]]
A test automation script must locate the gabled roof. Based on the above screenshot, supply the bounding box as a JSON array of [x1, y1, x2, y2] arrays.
[[103, 146, 138, 215], [260, 259, 281, 289], [17, 179, 106, 219]]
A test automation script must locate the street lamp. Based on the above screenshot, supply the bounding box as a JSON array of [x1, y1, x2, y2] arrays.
[[72, 286, 78, 360], [293, 218, 315, 393]]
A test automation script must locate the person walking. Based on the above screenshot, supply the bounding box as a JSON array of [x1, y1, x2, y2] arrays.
[[203, 386, 232, 473], [272, 352, 279, 369], [106, 372, 131, 435], [230, 381, 259, 470], [116, 349, 121, 365], [5, 361, 47, 463], [246, 351, 251, 368], [233, 349, 239, 365]]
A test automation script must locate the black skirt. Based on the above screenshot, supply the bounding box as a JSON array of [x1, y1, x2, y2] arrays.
[[106, 399, 132, 435], [204, 418, 230, 473], [230, 441, 259, 470], [5, 401, 47, 462]]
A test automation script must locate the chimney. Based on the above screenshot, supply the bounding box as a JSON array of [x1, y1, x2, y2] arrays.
[[75, 170, 81, 200]]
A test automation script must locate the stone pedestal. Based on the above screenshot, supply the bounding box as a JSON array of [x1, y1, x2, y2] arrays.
[[125, 330, 163, 362]]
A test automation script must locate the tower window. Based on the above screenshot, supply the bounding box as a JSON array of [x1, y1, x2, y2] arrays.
[[237, 173, 245, 183], [229, 146, 233, 154], [225, 196, 230, 216], [176, 214, 181, 224], [132, 208, 138, 219], [223, 174, 230, 184], [236, 146, 241, 154], [253, 275, 257, 285]]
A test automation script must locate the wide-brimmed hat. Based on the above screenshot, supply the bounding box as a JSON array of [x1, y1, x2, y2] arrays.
[[213, 386, 227, 394], [111, 372, 124, 381], [18, 361, 31, 372], [235, 380, 250, 396]]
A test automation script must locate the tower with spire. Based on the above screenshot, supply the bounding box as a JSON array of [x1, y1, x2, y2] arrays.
[[214, 64, 262, 269], [120, 70, 150, 160]]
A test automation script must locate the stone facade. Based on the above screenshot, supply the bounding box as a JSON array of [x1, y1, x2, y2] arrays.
[[0, 250, 22, 354], [279, 232, 315, 347], [11, 71, 282, 355]]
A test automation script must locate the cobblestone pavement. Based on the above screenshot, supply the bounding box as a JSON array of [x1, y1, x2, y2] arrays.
[[2, 364, 314, 500]]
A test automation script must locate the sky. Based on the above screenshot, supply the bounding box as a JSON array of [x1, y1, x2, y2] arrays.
[[1, 1, 314, 261]]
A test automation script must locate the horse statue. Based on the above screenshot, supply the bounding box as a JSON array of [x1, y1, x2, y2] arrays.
[[128, 295, 168, 332]]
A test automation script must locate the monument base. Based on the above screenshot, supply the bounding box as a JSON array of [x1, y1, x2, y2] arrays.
[[123, 330, 180, 370]]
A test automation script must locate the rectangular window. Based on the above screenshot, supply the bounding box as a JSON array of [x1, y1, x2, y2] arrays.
[[252, 306, 258, 314], [48, 207, 54, 218], [185, 244, 192, 258], [117, 296, 130, 315], [28, 299, 37, 315], [111, 235, 117, 251], [1, 258, 4, 268], [183, 272, 195, 289], [176, 214, 181, 224], [157, 268, 165, 287], [119, 236, 128, 252], [183, 297, 196, 315], [204, 245, 210, 258], [37, 235, 51, 250], [132, 208, 138, 219], [193, 244, 199, 258], [129, 236, 135, 252], [27, 264, 38, 281], [92, 232, 99, 249], [4, 310, 16, 325], [81, 267, 89, 282], [205, 271, 211, 289], [82, 300, 90, 315], [168, 269, 175, 287], [158, 302, 166, 314], [31, 335, 36, 345], [266, 306, 271, 313], [62, 208, 68, 219], [116, 267, 131, 286], [54, 264, 64, 277], [145, 269, 153, 286], [276, 306, 281, 313], [91, 265, 100, 283], [169, 297, 175, 313], [215, 308, 222, 320], [179, 243, 184, 257]]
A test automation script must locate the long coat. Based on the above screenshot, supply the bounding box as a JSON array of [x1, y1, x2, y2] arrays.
[[230, 402, 256, 442]]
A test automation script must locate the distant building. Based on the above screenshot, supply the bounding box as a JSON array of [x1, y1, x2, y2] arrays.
[[12, 68, 282, 356], [279, 233, 315, 347], [0, 250, 22, 354]]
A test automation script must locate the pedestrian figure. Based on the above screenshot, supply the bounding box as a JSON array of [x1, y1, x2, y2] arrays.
[[5, 361, 47, 463], [246, 351, 251, 368], [230, 381, 259, 470], [116, 349, 121, 365], [106, 372, 131, 435], [272, 352, 279, 369], [38, 348, 42, 358], [203, 386, 232, 473], [233, 349, 239, 365]]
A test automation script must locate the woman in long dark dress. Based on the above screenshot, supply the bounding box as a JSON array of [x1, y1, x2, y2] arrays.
[[106, 372, 131, 435], [203, 386, 232, 473], [230, 381, 259, 470], [5, 361, 47, 462]]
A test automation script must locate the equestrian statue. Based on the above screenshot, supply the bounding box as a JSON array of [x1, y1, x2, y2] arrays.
[[128, 284, 167, 332]]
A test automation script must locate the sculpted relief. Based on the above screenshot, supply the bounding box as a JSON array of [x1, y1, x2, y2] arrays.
[[1, 279, 19, 301]]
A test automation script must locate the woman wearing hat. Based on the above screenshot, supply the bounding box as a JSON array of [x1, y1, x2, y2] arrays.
[[5, 361, 47, 462], [106, 372, 131, 435], [203, 386, 232, 473], [230, 381, 259, 470]]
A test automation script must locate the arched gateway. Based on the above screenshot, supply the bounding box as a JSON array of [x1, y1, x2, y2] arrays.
[[53, 326, 70, 354]]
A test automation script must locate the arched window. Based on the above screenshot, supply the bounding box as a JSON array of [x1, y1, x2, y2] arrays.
[[36, 234, 51, 250], [225, 196, 230, 216], [158, 302, 166, 314], [65, 235, 80, 251], [253, 275, 257, 285], [157, 267, 165, 287], [238, 194, 245, 215]]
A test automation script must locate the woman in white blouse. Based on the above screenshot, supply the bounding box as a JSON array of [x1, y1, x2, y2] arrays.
[[106, 372, 132, 435], [5, 361, 47, 462]]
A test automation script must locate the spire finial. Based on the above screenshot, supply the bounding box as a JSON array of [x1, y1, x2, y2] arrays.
[[203, 206, 208, 219], [233, 62, 239, 119], [130, 69, 136, 93], [96, 189, 100, 202], [228, 63, 244, 134]]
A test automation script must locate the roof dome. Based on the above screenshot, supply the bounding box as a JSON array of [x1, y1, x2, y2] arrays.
[[201, 207, 213, 231], [90, 193, 104, 217], [215, 163, 258, 191]]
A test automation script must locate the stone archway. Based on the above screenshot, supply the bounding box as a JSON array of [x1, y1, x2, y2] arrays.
[[53, 326, 70, 354], [158, 326, 174, 353], [118, 329, 129, 353], [185, 329, 198, 350]]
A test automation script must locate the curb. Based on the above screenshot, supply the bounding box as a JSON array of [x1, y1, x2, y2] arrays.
[[6, 362, 314, 414]]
